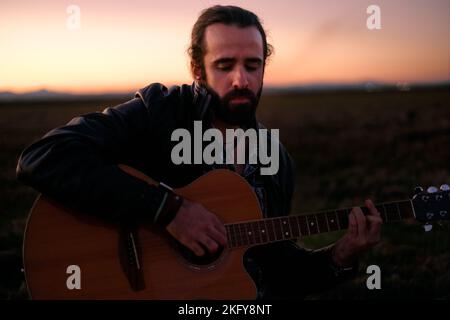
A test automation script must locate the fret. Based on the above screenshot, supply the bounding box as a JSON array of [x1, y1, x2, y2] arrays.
[[286, 217, 294, 238], [277, 218, 286, 240], [241, 224, 248, 246], [234, 223, 241, 246], [337, 209, 349, 230], [266, 219, 275, 242], [280, 218, 288, 239], [395, 202, 402, 220], [258, 220, 268, 243], [280, 217, 291, 239], [289, 216, 300, 238], [326, 212, 339, 231], [306, 215, 319, 234], [251, 222, 258, 243], [324, 212, 330, 231], [234, 224, 240, 247], [227, 224, 235, 248], [316, 213, 329, 233], [385, 203, 399, 221], [298, 215, 309, 236], [276, 218, 283, 239], [273, 218, 283, 240], [232, 224, 241, 247], [250, 221, 259, 244], [240, 223, 249, 246], [294, 216, 302, 237], [334, 211, 341, 230], [244, 222, 253, 244], [246, 222, 253, 245], [229, 224, 236, 247], [253, 221, 261, 244], [255, 221, 262, 243]]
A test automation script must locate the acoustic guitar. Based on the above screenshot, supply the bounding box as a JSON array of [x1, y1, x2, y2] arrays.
[[23, 165, 450, 299]]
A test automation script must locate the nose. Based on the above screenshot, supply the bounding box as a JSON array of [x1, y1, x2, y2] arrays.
[[231, 67, 249, 90]]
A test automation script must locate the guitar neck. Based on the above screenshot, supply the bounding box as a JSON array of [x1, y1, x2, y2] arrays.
[[225, 199, 415, 248]]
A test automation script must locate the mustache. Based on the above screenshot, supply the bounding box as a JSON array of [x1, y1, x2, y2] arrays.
[[222, 89, 256, 102]]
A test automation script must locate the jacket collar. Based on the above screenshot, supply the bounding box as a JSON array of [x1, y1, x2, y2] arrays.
[[191, 81, 212, 120]]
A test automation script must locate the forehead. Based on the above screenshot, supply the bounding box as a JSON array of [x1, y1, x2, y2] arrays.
[[203, 24, 264, 59]]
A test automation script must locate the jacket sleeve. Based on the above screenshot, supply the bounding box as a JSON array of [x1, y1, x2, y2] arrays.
[[16, 97, 180, 225]]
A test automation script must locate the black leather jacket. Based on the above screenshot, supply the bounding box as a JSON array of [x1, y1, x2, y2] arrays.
[[17, 82, 356, 299]]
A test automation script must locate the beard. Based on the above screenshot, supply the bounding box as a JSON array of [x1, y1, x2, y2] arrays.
[[202, 82, 263, 127]]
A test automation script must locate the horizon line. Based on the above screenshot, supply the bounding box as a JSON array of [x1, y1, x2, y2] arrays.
[[1, 80, 449, 96]]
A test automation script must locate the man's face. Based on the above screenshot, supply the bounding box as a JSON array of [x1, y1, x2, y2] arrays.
[[197, 24, 265, 125]]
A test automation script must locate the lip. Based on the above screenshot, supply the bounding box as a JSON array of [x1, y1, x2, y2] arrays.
[[230, 97, 250, 103]]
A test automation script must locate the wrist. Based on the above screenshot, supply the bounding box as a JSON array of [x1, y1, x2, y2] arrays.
[[329, 246, 358, 278], [154, 184, 183, 226], [331, 245, 356, 268]]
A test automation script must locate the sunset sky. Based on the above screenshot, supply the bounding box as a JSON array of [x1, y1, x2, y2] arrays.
[[1, 0, 449, 93]]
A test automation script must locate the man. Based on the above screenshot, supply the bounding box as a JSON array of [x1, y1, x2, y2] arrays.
[[17, 5, 382, 299]]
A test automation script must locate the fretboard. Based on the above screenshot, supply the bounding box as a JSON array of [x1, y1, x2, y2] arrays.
[[225, 200, 415, 248]]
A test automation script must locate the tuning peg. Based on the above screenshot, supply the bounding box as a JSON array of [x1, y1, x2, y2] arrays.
[[427, 186, 438, 193], [423, 224, 433, 232], [414, 186, 424, 194], [440, 184, 450, 191]]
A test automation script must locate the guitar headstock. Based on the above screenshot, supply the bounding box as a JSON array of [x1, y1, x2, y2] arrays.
[[412, 185, 450, 225]]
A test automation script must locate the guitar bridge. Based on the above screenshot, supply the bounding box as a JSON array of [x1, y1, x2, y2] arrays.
[[118, 227, 145, 291]]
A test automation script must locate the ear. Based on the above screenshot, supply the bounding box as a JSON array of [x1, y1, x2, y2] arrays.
[[191, 61, 202, 81]]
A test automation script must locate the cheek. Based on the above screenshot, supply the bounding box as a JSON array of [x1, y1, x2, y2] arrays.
[[205, 69, 231, 94], [249, 71, 264, 90]]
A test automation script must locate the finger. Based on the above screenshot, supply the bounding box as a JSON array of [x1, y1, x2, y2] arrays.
[[365, 199, 380, 217], [366, 215, 382, 239], [198, 235, 219, 254], [212, 215, 227, 236], [348, 211, 358, 237], [208, 225, 228, 247], [189, 241, 205, 257], [366, 215, 383, 225], [352, 207, 367, 237]]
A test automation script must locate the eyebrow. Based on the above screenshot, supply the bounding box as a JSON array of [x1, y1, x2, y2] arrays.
[[213, 57, 263, 65]]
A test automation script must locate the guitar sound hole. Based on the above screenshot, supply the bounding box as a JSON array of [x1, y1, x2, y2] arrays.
[[175, 241, 224, 266]]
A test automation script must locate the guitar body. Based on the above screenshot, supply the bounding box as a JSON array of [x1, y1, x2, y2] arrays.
[[23, 169, 261, 299]]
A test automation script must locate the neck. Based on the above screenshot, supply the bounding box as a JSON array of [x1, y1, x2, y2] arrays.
[[211, 115, 241, 138], [224, 199, 415, 248]]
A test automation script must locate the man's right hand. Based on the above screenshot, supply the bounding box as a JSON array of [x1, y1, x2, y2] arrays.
[[166, 199, 227, 256]]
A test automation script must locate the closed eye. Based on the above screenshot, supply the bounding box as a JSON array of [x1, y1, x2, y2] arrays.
[[217, 64, 233, 71], [245, 60, 262, 72], [215, 58, 235, 71], [246, 65, 258, 72]]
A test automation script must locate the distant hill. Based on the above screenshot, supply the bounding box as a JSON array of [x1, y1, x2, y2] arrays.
[[263, 81, 450, 94], [1, 82, 448, 102], [0, 89, 133, 102]]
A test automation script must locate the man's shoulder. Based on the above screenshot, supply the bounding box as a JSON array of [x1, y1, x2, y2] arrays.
[[135, 82, 194, 110]]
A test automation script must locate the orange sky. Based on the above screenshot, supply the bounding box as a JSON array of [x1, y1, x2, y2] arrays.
[[1, 0, 449, 93]]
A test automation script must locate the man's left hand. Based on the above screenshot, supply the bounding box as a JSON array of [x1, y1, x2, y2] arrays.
[[331, 199, 383, 267]]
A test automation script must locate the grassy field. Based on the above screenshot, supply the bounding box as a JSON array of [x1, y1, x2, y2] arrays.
[[1, 88, 449, 299]]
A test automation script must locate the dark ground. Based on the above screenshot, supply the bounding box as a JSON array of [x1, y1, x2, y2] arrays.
[[1, 87, 449, 299]]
